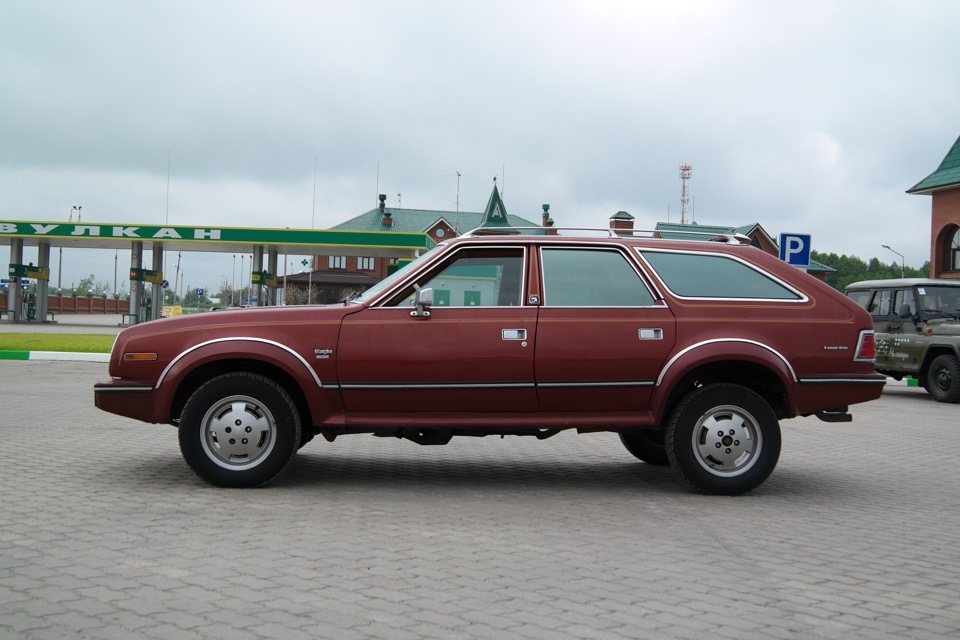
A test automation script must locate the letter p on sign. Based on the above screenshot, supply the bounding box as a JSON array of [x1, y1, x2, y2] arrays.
[[779, 233, 811, 270]]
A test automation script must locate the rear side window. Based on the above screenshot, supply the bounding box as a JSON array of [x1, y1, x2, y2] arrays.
[[872, 290, 892, 318], [541, 248, 655, 307], [638, 250, 802, 300], [846, 289, 874, 310]]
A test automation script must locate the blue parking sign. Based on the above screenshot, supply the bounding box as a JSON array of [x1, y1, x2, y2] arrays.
[[779, 233, 811, 269], [196, 288, 204, 297]]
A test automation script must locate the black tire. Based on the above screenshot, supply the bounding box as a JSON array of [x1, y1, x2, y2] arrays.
[[925, 354, 960, 403], [665, 383, 781, 495], [178, 372, 301, 487], [619, 430, 669, 466]]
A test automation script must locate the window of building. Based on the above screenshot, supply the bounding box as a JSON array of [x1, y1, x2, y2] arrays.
[[541, 248, 655, 307], [358, 257, 375, 271], [639, 250, 802, 300], [328, 256, 346, 270], [946, 227, 960, 272]]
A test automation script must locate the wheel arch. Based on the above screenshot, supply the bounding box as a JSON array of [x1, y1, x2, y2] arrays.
[[154, 338, 324, 426], [653, 340, 795, 423], [918, 345, 960, 386]]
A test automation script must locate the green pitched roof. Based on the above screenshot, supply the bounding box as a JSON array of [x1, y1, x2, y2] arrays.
[[611, 210, 635, 220], [655, 221, 765, 241], [331, 206, 538, 234], [908, 134, 960, 194], [480, 182, 512, 228]]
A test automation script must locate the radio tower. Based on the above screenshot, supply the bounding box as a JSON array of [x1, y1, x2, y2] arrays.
[[679, 163, 692, 224]]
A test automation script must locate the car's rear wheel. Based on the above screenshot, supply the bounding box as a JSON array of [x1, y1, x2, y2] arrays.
[[619, 429, 669, 465], [925, 354, 960, 403], [665, 383, 781, 495], [179, 372, 301, 487]]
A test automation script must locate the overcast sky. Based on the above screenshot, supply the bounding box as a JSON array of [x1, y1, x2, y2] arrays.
[[2, 0, 959, 296]]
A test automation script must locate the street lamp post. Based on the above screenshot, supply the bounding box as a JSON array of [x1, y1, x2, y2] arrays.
[[881, 244, 906, 278], [58, 205, 81, 295]]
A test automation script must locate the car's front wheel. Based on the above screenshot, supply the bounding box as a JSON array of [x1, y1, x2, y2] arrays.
[[179, 372, 301, 487], [925, 354, 960, 403], [665, 383, 781, 495]]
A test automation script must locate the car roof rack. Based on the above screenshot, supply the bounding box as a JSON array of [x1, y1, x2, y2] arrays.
[[460, 226, 752, 245]]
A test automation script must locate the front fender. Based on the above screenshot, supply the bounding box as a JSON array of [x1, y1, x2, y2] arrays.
[[650, 339, 798, 422], [151, 337, 326, 423]]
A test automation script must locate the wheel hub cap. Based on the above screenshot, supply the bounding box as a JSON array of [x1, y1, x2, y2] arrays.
[[692, 405, 762, 477]]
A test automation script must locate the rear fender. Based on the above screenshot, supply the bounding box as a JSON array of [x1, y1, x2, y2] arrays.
[[651, 339, 797, 421]]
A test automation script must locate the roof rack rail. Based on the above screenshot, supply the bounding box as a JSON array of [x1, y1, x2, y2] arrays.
[[459, 226, 752, 245]]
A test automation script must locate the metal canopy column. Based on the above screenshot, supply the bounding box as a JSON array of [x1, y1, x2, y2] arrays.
[[267, 249, 278, 306], [151, 247, 163, 320], [252, 245, 264, 307], [5, 238, 24, 321], [129, 241, 143, 323], [37, 242, 52, 322]]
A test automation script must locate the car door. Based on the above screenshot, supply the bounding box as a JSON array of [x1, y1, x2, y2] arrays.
[[337, 246, 538, 413], [533, 246, 676, 412], [870, 288, 896, 369]]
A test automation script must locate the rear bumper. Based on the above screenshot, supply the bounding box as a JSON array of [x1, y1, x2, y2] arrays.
[[795, 374, 886, 415], [94, 380, 160, 423]]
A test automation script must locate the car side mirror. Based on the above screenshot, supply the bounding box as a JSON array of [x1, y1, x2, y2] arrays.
[[410, 287, 433, 318]]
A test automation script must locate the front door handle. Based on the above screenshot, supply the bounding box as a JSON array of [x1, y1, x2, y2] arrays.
[[502, 329, 527, 341]]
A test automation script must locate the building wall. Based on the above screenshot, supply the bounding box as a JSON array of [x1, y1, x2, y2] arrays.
[[930, 188, 960, 279]]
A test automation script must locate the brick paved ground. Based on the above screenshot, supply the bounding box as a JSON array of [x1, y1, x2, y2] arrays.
[[1, 360, 959, 639]]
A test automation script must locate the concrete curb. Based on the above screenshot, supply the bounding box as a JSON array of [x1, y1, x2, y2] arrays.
[[0, 351, 110, 363]]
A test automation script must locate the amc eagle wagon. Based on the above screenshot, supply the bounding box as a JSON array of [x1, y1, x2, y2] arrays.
[[95, 227, 884, 494]]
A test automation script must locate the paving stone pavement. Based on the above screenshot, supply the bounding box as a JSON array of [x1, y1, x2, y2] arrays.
[[1, 360, 959, 640]]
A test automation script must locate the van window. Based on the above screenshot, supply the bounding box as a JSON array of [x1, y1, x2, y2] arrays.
[[873, 290, 892, 318], [893, 289, 916, 317], [846, 290, 874, 311]]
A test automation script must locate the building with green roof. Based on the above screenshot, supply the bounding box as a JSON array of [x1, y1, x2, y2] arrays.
[[908, 134, 960, 279]]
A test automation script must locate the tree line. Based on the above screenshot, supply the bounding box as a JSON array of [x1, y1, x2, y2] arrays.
[[812, 251, 929, 292]]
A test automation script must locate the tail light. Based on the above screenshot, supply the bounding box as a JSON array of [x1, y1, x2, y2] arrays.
[[854, 330, 876, 362]]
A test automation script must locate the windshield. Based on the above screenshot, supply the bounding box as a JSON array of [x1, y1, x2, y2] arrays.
[[350, 244, 446, 304], [917, 285, 960, 320]]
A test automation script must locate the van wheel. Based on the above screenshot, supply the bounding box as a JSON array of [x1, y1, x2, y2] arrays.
[[666, 384, 781, 495], [179, 372, 301, 487], [926, 354, 960, 403], [619, 430, 669, 465]]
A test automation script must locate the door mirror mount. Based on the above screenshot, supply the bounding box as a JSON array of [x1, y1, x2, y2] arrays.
[[410, 287, 434, 318]]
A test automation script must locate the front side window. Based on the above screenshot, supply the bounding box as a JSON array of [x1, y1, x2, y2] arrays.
[[639, 250, 802, 300], [541, 248, 655, 307], [918, 285, 960, 320], [386, 248, 524, 308]]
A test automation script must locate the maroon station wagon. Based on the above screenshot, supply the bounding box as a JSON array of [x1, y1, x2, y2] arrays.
[[94, 228, 884, 494]]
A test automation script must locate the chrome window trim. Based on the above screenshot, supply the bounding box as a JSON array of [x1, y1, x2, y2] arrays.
[[155, 337, 323, 389], [636, 247, 809, 303], [538, 244, 664, 308], [657, 339, 798, 386], [372, 244, 529, 309]]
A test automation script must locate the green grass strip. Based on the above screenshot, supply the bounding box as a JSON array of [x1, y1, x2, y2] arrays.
[[0, 333, 115, 354]]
